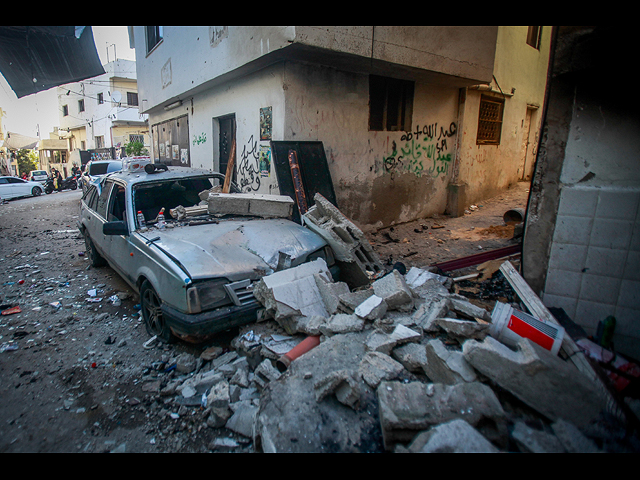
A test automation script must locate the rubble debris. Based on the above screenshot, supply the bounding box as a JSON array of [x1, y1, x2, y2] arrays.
[[303, 193, 385, 287], [206, 192, 294, 218], [463, 336, 607, 428], [372, 270, 414, 310], [401, 419, 501, 453]]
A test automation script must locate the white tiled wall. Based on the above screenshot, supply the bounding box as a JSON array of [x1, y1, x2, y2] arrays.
[[542, 185, 640, 359]]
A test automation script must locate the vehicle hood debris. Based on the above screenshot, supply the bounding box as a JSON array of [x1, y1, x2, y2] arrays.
[[140, 218, 327, 281]]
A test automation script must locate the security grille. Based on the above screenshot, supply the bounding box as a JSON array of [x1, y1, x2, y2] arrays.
[[477, 95, 504, 145]]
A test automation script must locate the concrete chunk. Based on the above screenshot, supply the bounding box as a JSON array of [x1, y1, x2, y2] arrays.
[[434, 317, 490, 342], [406, 419, 500, 453], [359, 351, 406, 389], [354, 294, 388, 320], [320, 314, 365, 336], [377, 381, 506, 450], [207, 192, 293, 218], [424, 339, 477, 384], [365, 324, 422, 355], [463, 336, 607, 428], [372, 270, 413, 309]]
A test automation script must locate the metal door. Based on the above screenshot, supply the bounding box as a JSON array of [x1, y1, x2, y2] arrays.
[[218, 114, 236, 182]]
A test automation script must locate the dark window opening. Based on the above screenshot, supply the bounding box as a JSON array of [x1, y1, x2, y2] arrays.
[[78, 99, 84, 112], [477, 94, 505, 145], [127, 92, 138, 106], [526, 26, 542, 50], [146, 26, 163, 54], [369, 75, 414, 132]]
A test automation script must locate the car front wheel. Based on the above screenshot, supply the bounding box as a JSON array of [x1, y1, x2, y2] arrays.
[[32, 186, 42, 196], [140, 280, 174, 343]]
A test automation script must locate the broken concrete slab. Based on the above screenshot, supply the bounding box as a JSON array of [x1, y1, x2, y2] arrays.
[[424, 339, 478, 385], [255, 331, 385, 453], [207, 192, 294, 218], [434, 317, 490, 342], [314, 274, 350, 315], [392, 343, 429, 374], [462, 336, 607, 428], [403, 419, 500, 453], [412, 297, 451, 332], [303, 193, 384, 287], [314, 369, 362, 409], [253, 259, 332, 323], [359, 351, 407, 389], [376, 380, 506, 451], [225, 400, 259, 438], [338, 289, 374, 314], [448, 295, 492, 322], [365, 324, 422, 355], [551, 419, 602, 453], [511, 420, 566, 453], [405, 266, 453, 290], [372, 270, 414, 310], [319, 313, 366, 336], [354, 294, 387, 320]]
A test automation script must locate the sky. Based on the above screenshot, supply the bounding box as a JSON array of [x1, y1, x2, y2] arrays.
[[0, 26, 136, 140]]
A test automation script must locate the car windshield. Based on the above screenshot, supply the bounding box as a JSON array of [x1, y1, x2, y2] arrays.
[[89, 162, 121, 175], [133, 176, 220, 223]]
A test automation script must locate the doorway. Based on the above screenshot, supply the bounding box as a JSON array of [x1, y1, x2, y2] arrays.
[[216, 114, 236, 183]]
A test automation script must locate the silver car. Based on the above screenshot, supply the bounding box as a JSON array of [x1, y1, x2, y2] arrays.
[[78, 162, 334, 343]]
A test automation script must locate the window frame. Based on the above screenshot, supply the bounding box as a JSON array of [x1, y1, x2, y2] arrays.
[[146, 26, 163, 54], [78, 99, 85, 113], [97, 92, 104, 105], [476, 94, 505, 146], [62, 105, 69, 116], [368, 75, 414, 132], [526, 26, 542, 50], [127, 92, 139, 107]]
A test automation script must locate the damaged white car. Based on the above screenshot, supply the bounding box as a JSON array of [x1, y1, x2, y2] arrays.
[[78, 158, 336, 343]]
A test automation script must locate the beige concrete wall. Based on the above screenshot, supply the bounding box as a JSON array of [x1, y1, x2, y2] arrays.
[[456, 26, 551, 205], [283, 62, 460, 228]]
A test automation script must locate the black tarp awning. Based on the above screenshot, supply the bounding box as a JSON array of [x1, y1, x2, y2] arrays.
[[0, 26, 105, 98]]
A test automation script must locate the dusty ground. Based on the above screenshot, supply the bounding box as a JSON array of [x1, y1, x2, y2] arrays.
[[0, 182, 530, 453], [365, 181, 529, 271]]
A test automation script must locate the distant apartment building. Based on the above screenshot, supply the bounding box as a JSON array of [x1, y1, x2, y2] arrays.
[[57, 59, 149, 167]]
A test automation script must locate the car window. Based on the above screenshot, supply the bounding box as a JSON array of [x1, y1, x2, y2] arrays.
[[107, 184, 127, 222], [83, 185, 99, 211], [107, 162, 122, 173], [89, 163, 109, 175], [0, 178, 8, 184], [133, 177, 217, 220], [96, 181, 114, 218], [7, 178, 24, 184]]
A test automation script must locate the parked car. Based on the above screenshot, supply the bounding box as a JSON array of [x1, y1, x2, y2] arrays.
[[0, 176, 44, 200], [80, 160, 122, 192], [29, 170, 48, 184], [77, 160, 334, 343]]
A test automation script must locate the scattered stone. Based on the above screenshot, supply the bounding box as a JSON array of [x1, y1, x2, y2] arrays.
[[551, 419, 602, 453], [320, 313, 365, 336], [403, 419, 500, 453], [372, 270, 413, 309], [463, 336, 607, 428], [424, 339, 477, 384], [359, 351, 406, 389], [365, 324, 422, 355], [434, 317, 490, 342], [354, 294, 388, 320], [511, 420, 566, 453]]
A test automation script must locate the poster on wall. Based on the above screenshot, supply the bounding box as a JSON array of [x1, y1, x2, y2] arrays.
[[159, 143, 165, 158], [260, 106, 272, 141], [172, 145, 179, 161], [259, 145, 271, 177], [181, 149, 189, 164], [165, 141, 171, 160]]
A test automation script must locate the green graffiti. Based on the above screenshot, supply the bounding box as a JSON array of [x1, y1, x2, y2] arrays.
[[192, 133, 207, 146], [381, 122, 457, 178]]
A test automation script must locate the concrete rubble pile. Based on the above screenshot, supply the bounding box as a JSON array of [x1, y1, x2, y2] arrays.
[[144, 197, 638, 453]]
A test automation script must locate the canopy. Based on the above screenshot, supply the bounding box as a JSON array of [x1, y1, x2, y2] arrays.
[[0, 26, 105, 98]]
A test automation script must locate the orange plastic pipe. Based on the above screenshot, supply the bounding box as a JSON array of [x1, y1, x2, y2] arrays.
[[276, 335, 321, 372]]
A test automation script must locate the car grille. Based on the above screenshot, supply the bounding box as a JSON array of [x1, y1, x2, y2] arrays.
[[224, 279, 257, 306]]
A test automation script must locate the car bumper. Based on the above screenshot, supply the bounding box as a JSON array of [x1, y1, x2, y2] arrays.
[[161, 299, 263, 339]]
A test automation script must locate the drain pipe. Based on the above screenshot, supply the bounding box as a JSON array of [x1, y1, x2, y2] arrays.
[[276, 335, 321, 372]]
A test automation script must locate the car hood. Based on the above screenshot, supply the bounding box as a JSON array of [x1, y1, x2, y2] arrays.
[[139, 218, 327, 281]]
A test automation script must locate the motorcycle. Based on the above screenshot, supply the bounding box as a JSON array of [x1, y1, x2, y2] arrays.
[[44, 175, 78, 194]]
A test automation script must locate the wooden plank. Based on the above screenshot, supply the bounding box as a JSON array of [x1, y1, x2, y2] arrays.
[[432, 244, 521, 272], [222, 137, 236, 194]]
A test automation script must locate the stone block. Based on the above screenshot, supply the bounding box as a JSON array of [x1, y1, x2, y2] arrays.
[[392, 343, 429, 374], [314, 274, 350, 315], [354, 294, 387, 320], [373, 270, 413, 309], [225, 401, 259, 438], [365, 324, 422, 355], [313, 369, 362, 409], [413, 297, 451, 332], [320, 314, 365, 336], [405, 419, 500, 453], [434, 317, 490, 342], [207, 192, 293, 218], [424, 339, 477, 384], [376, 380, 506, 450], [359, 351, 406, 389], [462, 336, 607, 428]]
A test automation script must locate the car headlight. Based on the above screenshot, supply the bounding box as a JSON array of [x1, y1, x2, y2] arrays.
[[186, 279, 229, 313]]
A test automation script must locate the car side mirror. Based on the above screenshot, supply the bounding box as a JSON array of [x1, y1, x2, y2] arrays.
[[103, 221, 129, 236]]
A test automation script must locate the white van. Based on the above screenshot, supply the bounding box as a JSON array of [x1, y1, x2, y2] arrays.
[[30, 170, 48, 184]]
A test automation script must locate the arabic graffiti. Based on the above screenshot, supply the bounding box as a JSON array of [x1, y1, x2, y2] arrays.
[[192, 132, 207, 146], [382, 122, 457, 179], [237, 135, 262, 192]]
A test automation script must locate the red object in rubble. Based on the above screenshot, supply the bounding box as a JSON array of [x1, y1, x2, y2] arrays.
[[1, 306, 22, 315]]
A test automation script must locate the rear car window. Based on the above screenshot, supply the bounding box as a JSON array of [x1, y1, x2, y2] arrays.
[[89, 163, 109, 175]]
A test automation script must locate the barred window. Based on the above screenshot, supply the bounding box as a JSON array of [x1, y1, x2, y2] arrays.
[[129, 134, 144, 144], [477, 95, 504, 145]]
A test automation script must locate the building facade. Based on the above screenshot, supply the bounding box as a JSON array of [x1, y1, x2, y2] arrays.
[[129, 26, 550, 229], [57, 59, 149, 166]]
